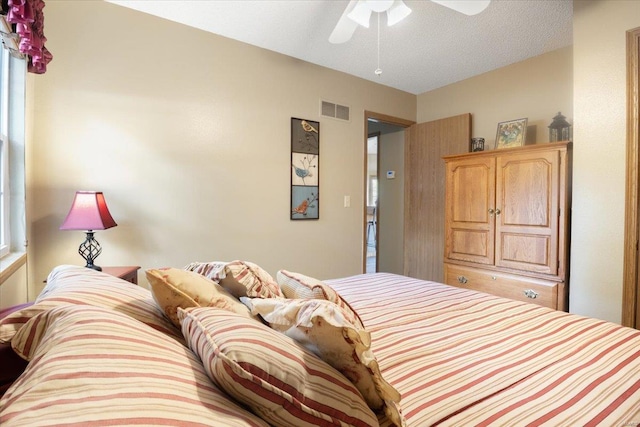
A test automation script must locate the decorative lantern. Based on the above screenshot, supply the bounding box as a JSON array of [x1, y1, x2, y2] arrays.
[[471, 137, 485, 152], [548, 112, 572, 142]]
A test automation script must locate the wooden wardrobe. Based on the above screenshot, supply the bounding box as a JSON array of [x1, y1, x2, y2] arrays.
[[442, 141, 571, 311]]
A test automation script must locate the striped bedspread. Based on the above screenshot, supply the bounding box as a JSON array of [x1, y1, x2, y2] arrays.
[[326, 273, 640, 427]]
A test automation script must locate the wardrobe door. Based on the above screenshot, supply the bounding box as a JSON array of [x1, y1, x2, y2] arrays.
[[444, 156, 496, 266], [494, 149, 560, 275]]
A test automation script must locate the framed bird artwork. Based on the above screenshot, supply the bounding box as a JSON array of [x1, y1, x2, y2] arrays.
[[291, 117, 320, 220]]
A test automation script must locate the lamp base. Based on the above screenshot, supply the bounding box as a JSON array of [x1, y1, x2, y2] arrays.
[[78, 231, 103, 272]]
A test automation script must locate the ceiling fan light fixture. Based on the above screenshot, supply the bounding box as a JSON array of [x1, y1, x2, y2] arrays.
[[386, 0, 411, 26], [348, 1, 373, 28], [430, 0, 491, 16], [366, 0, 394, 13], [332, 0, 491, 44]]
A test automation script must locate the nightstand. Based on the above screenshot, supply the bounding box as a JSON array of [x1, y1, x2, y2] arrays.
[[102, 266, 141, 285]]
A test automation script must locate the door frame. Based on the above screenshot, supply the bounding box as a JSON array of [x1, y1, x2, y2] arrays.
[[362, 111, 415, 273], [623, 26, 640, 328]]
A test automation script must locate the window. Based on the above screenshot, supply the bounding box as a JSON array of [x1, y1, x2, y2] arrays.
[[0, 48, 9, 258], [0, 138, 7, 258], [0, 46, 26, 259]]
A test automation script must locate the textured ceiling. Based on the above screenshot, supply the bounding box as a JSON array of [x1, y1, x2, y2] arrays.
[[107, 0, 573, 95]]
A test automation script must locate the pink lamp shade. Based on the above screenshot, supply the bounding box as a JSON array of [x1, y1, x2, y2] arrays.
[[60, 191, 117, 231], [60, 191, 117, 271]]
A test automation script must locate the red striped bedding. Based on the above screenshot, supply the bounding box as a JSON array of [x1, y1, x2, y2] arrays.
[[3, 266, 639, 426], [0, 304, 270, 426], [326, 273, 640, 427]]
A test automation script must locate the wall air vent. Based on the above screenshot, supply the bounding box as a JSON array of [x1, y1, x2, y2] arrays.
[[321, 100, 350, 122]]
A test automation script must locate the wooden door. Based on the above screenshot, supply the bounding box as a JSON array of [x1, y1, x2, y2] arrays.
[[495, 149, 560, 275], [444, 156, 495, 265], [403, 113, 471, 282], [623, 26, 640, 329]]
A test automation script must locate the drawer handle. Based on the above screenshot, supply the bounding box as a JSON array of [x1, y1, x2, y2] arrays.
[[457, 275, 468, 284], [524, 289, 539, 299]]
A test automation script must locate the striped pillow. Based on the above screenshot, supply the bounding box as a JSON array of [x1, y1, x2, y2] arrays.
[[277, 270, 364, 329], [178, 307, 378, 427], [146, 267, 254, 327], [0, 303, 32, 398], [246, 298, 405, 427], [186, 260, 284, 299], [277, 269, 329, 299], [0, 265, 182, 344], [1, 304, 270, 427], [0, 303, 53, 344]]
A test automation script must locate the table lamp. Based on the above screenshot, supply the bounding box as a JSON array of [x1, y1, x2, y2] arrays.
[[60, 191, 117, 271]]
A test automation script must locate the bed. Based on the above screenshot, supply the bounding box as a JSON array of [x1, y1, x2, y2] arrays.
[[1, 263, 639, 426]]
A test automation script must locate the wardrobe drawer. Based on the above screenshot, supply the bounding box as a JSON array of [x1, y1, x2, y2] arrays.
[[444, 263, 560, 310]]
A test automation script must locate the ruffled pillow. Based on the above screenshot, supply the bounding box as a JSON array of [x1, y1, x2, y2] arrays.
[[244, 297, 405, 427], [185, 260, 283, 299], [277, 270, 364, 328]]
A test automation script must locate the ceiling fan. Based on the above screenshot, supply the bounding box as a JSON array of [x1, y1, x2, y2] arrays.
[[329, 0, 491, 44]]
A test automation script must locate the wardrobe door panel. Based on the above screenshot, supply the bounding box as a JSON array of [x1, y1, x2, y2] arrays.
[[495, 149, 560, 275], [445, 157, 495, 265]]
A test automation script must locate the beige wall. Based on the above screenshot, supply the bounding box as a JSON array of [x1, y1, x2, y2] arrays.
[[571, 0, 640, 323], [0, 264, 27, 307], [417, 46, 573, 146], [14, 1, 640, 325], [25, 1, 415, 296]]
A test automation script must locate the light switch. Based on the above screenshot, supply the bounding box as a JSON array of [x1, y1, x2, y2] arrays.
[[344, 195, 351, 208], [387, 170, 396, 179]]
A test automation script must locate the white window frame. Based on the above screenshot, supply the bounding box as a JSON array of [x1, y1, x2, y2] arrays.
[[0, 47, 10, 258], [0, 139, 8, 259]]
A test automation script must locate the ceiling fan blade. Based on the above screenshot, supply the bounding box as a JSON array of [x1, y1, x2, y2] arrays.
[[387, 0, 412, 26], [430, 0, 491, 16], [348, 0, 373, 28], [329, 0, 360, 44]]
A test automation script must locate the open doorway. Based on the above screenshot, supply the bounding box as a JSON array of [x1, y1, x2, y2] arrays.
[[364, 112, 415, 274], [365, 133, 379, 273]]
